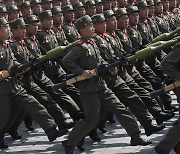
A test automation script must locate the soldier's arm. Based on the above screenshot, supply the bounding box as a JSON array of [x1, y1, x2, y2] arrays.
[[62, 45, 85, 75], [161, 44, 180, 80]]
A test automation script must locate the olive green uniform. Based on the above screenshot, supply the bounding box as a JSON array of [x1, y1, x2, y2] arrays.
[[62, 37, 141, 148]]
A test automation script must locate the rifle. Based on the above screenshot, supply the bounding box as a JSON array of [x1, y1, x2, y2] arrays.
[[1, 40, 79, 79], [53, 37, 180, 91], [150, 81, 180, 98]]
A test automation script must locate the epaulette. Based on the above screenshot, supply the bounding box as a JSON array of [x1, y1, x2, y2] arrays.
[[76, 39, 84, 45], [8, 39, 16, 43]]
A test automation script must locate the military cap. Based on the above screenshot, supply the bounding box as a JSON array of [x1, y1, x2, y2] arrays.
[[137, 0, 149, 8], [62, 5, 74, 13], [0, 6, 7, 13], [30, 0, 41, 7], [7, 5, 19, 14], [94, 0, 103, 4], [51, 7, 62, 15], [73, 1, 84, 10], [41, 0, 52, 3], [126, 6, 139, 14], [104, 10, 115, 19], [10, 18, 26, 29], [24, 15, 39, 25], [146, 0, 155, 6], [39, 10, 52, 20], [85, 0, 95, 8], [154, 0, 162, 4], [19, 1, 31, 10], [92, 13, 105, 24], [115, 8, 127, 17], [0, 17, 8, 27], [75, 15, 92, 30]]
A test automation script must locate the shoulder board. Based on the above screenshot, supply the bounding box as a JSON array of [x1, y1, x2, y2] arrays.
[[8, 39, 16, 43], [76, 39, 84, 45]]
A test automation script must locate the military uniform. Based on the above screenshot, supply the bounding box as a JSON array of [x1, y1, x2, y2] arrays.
[[25, 15, 83, 118], [62, 5, 80, 43], [62, 15, 151, 151], [125, 6, 172, 110], [155, 44, 180, 154], [0, 17, 63, 148], [92, 12, 165, 135]]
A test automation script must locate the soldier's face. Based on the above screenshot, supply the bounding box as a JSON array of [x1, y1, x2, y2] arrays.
[[26, 22, 38, 35], [21, 8, 32, 17], [103, 1, 112, 10], [117, 15, 129, 29], [13, 27, 26, 39], [169, 0, 177, 8], [64, 11, 74, 22], [94, 21, 106, 34], [148, 6, 154, 17], [154, 3, 163, 14], [117, 0, 127, 7], [42, 2, 52, 10], [32, 4, 42, 15], [106, 16, 117, 31], [139, 8, 148, 19], [96, 3, 104, 14], [53, 13, 63, 25], [129, 12, 139, 26], [162, 0, 169, 11], [81, 23, 95, 38], [86, 6, 96, 17], [8, 11, 19, 21], [41, 17, 53, 29], [75, 7, 86, 18], [0, 24, 10, 41]]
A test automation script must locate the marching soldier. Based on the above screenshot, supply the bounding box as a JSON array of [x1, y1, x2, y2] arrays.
[[61, 15, 152, 154], [73, 1, 86, 21], [85, 0, 96, 17], [92, 12, 165, 136], [9, 17, 76, 132], [62, 5, 80, 42], [155, 41, 180, 154], [94, 0, 104, 14], [7, 5, 20, 22], [18, 1, 32, 17], [30, 0, 42, 17], [0, 17, 67, 149]]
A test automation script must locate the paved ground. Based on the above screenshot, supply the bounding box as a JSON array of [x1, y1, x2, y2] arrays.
[[1, 92, 179, 154]]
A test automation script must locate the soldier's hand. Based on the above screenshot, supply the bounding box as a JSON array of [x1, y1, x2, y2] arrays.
[[82, 70, 94, 79], [0, 71, 5, 80], [109, 67, 118, 75]]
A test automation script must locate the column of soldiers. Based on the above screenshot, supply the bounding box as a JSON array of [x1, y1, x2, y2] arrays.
[[0, 0, 179, 153]]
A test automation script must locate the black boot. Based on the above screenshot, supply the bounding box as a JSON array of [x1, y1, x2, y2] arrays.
[[46, 128, 68, 142], [24, 115, 34, 131], [89, 129, 101, 142], [0, 139, 8, 149], [155, 145, 168, 154], [156, 112, 175, 125], [130, 134, 152, 146], [77, 138, 85, 151], [145, 124, 165, 136], [62, 140, 74, 154], [8, 130, 22, 140], [99, 124, 107, 133], [58, 121, 76, 130], [108, 113, 115, 123]]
